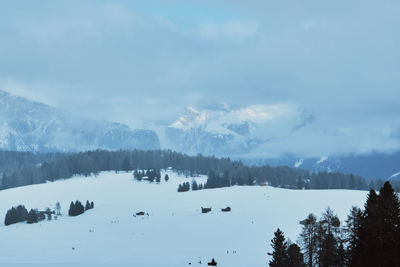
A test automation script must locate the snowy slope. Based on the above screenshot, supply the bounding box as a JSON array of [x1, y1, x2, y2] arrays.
[[0, 90, 160, 152], [0, 171, 368, 266]]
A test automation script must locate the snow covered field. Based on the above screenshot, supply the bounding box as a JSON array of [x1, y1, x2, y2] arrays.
[[0, 171, 368, 267]]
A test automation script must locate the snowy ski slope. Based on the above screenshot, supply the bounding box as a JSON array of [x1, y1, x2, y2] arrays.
[[0, 171, 368, 266]]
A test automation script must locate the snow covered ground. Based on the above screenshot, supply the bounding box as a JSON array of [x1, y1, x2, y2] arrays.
[[0, 171, 368, 266]]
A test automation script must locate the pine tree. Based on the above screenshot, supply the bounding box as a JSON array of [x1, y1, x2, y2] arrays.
[[4, 209, 12, 226], [344, 206, 362, 264], [287, 243, 306, 267], [75, 200, 84, 215], [191, 179, 199, 191], [268, 228, 289, 267], [69, 201, 75, 216], [376, 182, 400, 266], [317, 207, 341, 267], [85, 200, 91, 210], [299, 213, 318, 267], [27, 209, 38, 224], [352, 189, 379, 267]]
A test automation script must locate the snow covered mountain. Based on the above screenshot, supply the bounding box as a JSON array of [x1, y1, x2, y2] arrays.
[[0, 90, 160, 152], [165, 104, 400, 180], [165, 103, 314, 156]]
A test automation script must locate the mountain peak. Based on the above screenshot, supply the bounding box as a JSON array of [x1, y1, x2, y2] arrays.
[[0, 90, 160, 152], [166, 103, 311, 156]]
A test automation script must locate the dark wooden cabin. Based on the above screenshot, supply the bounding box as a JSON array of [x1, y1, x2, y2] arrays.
[[201, 207, 212, 213], [221, 207, 231, 212]]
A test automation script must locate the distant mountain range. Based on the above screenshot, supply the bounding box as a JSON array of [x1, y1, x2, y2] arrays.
[[1, 91, 398, 180], [241, 152, 400, 181], [165, 104, 400, 180], [0, 90, 160, 152], [165, 104, 314, 156]]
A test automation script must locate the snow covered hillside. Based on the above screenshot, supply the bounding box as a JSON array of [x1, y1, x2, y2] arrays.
[[0, 171, 368, 266]]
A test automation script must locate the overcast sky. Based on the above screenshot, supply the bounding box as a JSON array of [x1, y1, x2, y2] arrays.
[[1, 0, 400, 156]]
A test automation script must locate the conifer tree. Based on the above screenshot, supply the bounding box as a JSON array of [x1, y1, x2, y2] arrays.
[[27, 209, 38, 224], [75, 200, 84, 215], [191, 179, 199, 191], [352, 189, 379, 266], [344, 206, 362, 264], [376, 182, 400, 266], [317, 207, 341, 267], [299, 213, 318, 267], [287, 243, 306, 267], [68, 201, 75, 216], [268, 228, 289, 267], [85, 200, 91, 210]]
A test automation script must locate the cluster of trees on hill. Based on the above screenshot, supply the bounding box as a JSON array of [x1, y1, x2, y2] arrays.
[[1, 149, 400, 193], [5, 205, 29, 225], [191, 179, 204, 191], [269, 181, 400, 267], [133, 169, 161, 182], [69, 200, 94, 217], [177, 182, 190, 192], [4, 205, 54, 225], [177, 179, 205, 192]]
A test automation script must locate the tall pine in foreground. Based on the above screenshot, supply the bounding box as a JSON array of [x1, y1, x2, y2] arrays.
[[353, 182, 400, 267], [343, 206, 362, 265], [299, 213, 318, 267], [377, 181, 400, 267], [317, 207, 341, 267], [268, 228, 289, 267]]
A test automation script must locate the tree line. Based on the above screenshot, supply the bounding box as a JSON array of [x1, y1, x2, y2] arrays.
[[1, 149, 399, 193], [269, 181, 400, 267], [4, 200, 94, 226], [0, 150, 62, 175]]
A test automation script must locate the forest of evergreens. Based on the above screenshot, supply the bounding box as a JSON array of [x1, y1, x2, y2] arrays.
[[0, 151, 63, 174], [0, 150, 398, 193]]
